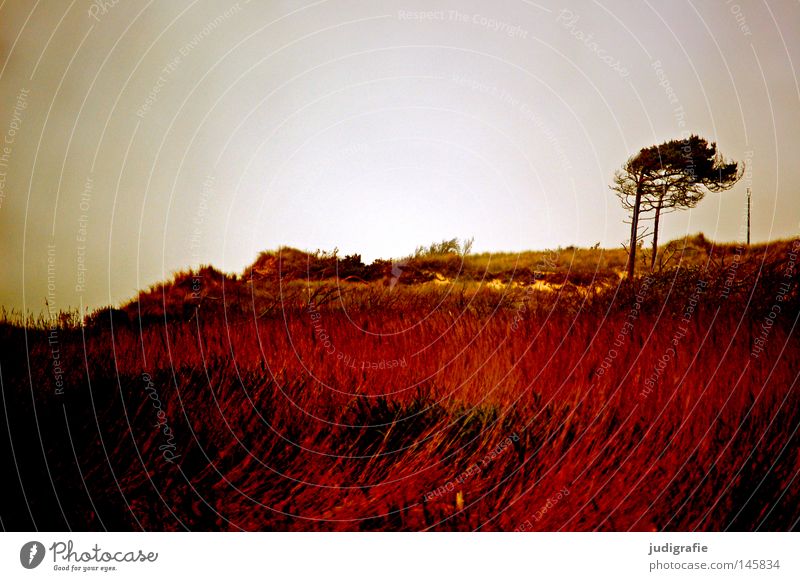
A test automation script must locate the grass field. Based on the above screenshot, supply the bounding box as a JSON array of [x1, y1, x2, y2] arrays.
[[1, 235, 799, 531]]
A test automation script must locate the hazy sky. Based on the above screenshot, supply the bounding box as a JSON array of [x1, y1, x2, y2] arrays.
[[0, 0, 798, 312]]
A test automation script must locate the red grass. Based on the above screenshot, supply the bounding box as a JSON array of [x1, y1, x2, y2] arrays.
[[1, 238, 798, 531]]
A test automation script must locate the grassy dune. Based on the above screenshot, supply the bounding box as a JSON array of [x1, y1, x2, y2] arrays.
[[1, 235, 798, 531]]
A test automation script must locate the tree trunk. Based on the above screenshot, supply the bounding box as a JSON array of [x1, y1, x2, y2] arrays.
[[627, 185, 643, 279], [650, 203, 661, 271]]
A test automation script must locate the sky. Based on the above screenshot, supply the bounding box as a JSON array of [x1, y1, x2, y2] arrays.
[[0, 0, 798, 313]]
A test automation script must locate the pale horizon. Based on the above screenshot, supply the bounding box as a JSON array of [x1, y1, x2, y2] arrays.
[[1, 0, 798, 312]]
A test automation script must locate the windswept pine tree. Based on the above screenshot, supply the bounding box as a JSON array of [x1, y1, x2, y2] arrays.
[[612, 135, 741, 277]]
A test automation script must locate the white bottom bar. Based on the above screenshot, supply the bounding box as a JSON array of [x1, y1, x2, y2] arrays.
[[1, 532, 796, 580]]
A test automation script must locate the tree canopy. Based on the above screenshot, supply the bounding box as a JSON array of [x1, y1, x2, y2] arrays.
[[612, 135, 741, 277]]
